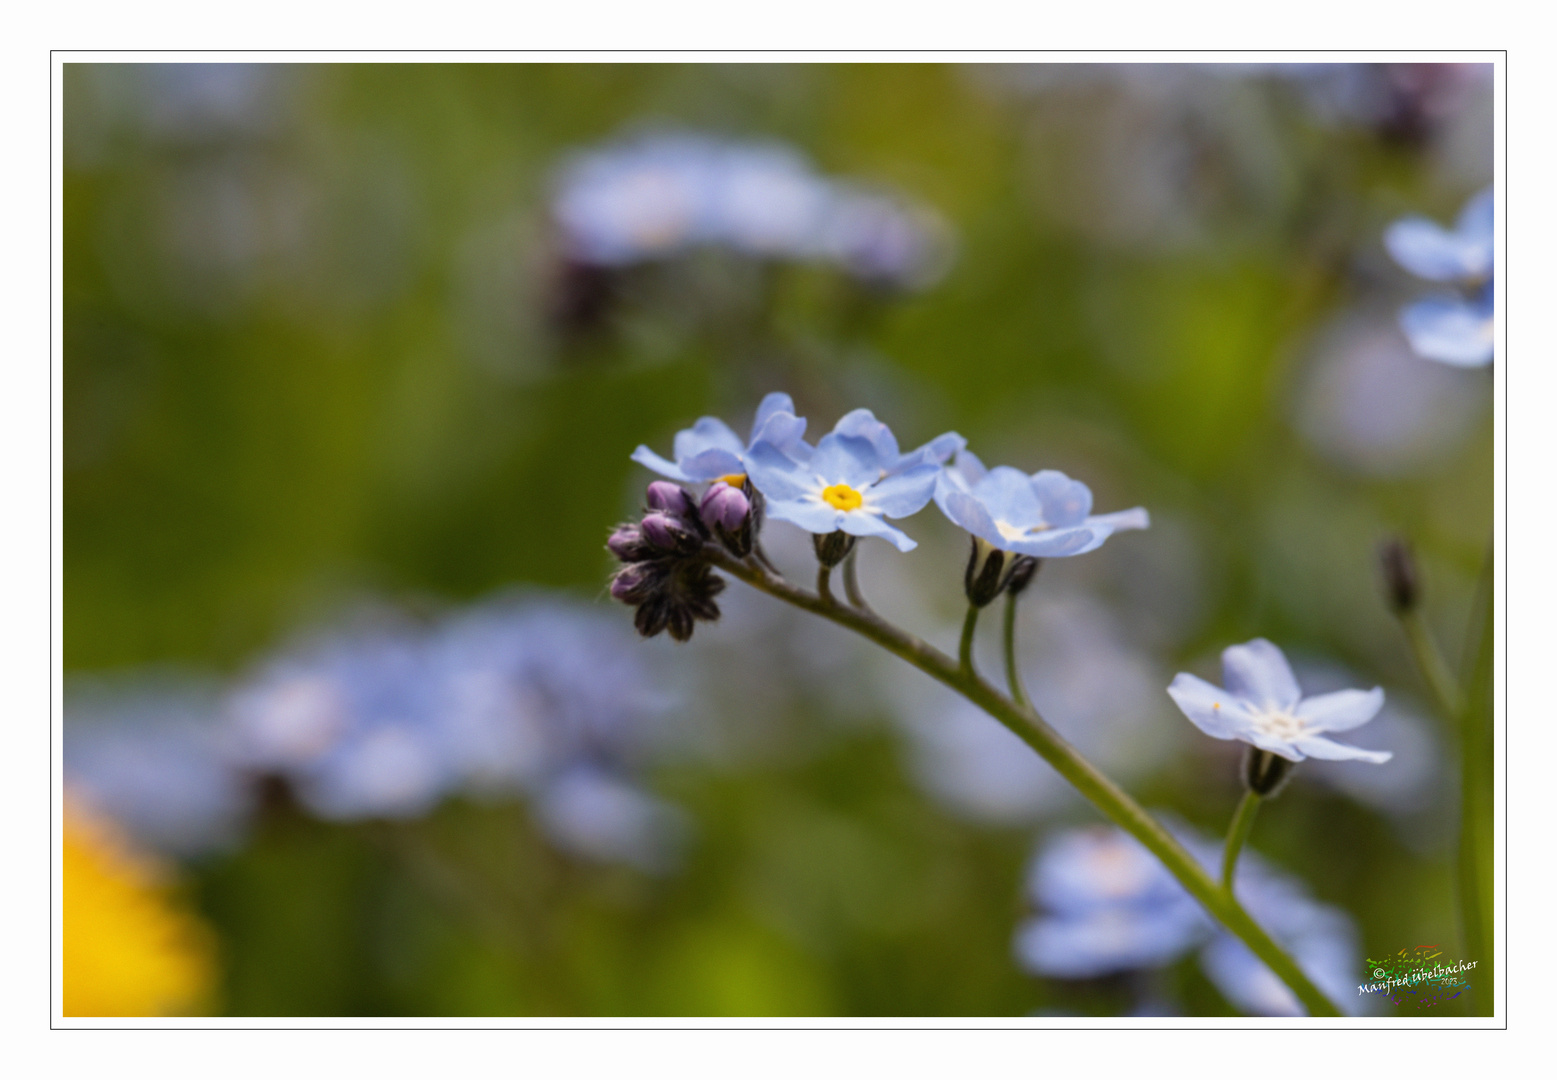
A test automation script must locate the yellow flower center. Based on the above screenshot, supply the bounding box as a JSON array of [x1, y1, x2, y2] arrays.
[[821, 483, 864, 511], [717, 473, 747, 488]]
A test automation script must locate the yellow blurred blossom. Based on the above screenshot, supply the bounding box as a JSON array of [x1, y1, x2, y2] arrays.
[[63, 795, 216, 1017]]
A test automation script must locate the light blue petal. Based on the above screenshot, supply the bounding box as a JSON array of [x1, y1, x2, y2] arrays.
[[1221, 639, 1302, 712], [837, 510, 917, 551], [748, 411, 808, 457], [810, 432, 882, 488], [1455, 187, 1494, 254], [934, 467, 974, 514], [952, 448, 988, 487], [672, 416, 745, 463], [864, 464, 940, 518], [1029, 470, 1093, 528], [891, 431, 968, 473], [752, 392, 798, 433], [629, 445, 691, 482], [976, 466, 1044, 527], [679, 447, 747, 481], [831, 408, 900, 464], [1004, 524, 1110, 558], [1086, 507, 1150, 532], [762, 496, 846, 535], [1384, 217, 1485, 282], [1167, 673, 1247, 740], [936, 489, 1004, 545], [745, 441, 819, 502], [1290, 736, 1392, 764], [1294, 688, 1385, 733], [1399, 296, 1494, 367]]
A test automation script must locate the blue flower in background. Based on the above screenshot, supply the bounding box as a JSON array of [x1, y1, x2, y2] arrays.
[[745, 427, 941, 552], [631, 392, 809, 484], [1167, 638, 1392, 764], [933, 450, 1149, 558], [551, 131, 952, 289], [1014, 827, 1210, 977], [1384, 187, 1494, 366], [1014, 823, 1366, 1015]]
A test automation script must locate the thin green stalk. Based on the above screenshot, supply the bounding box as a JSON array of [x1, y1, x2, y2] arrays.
[[958, 603, 980, 677], [1002, 591, 1030, 710], [1399, 610, 1463, 719], [817, 564, 835, 604], [705, 546, 1342, 1017], [842, 547, 872, 612], [1456, 541, 1496, 1012], [1221, 791, 1262, 892]]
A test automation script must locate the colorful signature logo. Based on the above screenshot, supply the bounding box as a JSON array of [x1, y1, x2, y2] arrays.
[[1358, 945, 1476, 1008]]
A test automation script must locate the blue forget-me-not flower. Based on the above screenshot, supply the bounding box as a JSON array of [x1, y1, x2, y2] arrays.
[[1384, 186, 1493, 367], [1014, 823, 1366, 1015], [934, 450, 1150, 558], [744, 418, 946, 552], [631, 392, 809, 485], [1167, 638, 1392, 764]]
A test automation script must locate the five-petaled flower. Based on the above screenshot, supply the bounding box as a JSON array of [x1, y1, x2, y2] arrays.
[[631, 392, 809, 484], [934, 450, 1150, 558], [1384, 187, 1493, 367], [1167, 639, 1391, 764], [744, 427, 942, 552]]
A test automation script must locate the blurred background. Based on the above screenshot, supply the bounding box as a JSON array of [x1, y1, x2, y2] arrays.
[[62, 62, 1493, 1017]]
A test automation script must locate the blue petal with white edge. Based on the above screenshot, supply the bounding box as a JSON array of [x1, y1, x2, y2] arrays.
[[1385, 218, 1485, 282], [762, 497, 846, 535], [1220, 639, 1302, 713], [1290, 736, 1391, 763], [1399, 296, 1493, 367], [1004, 524, 1112, 559], [1087, 507, 1151, 532], [672, 416, 745, 463], [1029, 470, 1094, 528], [977, 466, 1045, 527], [808, 432, 883, 487]]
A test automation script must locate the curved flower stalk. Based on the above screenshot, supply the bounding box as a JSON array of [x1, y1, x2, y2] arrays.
[[1384, 187, 1494, 367], [610, 401, 1344, 1016]]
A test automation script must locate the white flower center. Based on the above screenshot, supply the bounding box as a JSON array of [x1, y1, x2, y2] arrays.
[[1253, 708, 1307, 741]]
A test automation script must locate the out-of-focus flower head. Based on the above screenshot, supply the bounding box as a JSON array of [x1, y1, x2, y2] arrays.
[[64, 676, 253, 857], [63, 795, 216, 1017], [534, 766, 689, 874], [228, 628, 450, 821], [550, 131, 953, 289], [1014, 827, 1210, 977], [1168, 638, 1392, 764], [1385, 187, 1494, 367], [631, 392, 809, 484], [1014, 822, 1366, 1015], [745, 422, 942, 553]]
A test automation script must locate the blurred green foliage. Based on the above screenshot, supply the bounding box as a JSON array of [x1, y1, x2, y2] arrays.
[[65, 63, 1492, 1016]]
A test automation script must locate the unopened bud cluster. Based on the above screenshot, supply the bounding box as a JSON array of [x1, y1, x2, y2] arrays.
[[608, 480, 758, 642]]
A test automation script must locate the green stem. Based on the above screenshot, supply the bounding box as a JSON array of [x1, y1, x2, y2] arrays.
[[1456, 540, 1496, 1012], [1221, 791, 1262, 893], [842, 547, 871, 612], [1002, 591, 1030, 709], [705, 547, 1342, 1017], [958, 603, 980, 677], [1399, 609, 1464, 719]]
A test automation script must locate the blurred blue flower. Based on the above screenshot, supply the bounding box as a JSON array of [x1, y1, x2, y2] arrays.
[[64, 675, 253, 857], [933, 450, 1149, 558], [1014, 827, 1210, 977], [534, 766, 689, 874], [745, 427, 941, 552], [551, 131, 951, 288], [1385, 187, 1494, 366], [631, 392, 809, 483], [1167, 638, 1392, 764], [228, 628, 451, 821], [1015, 822, 1367, 1015]]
